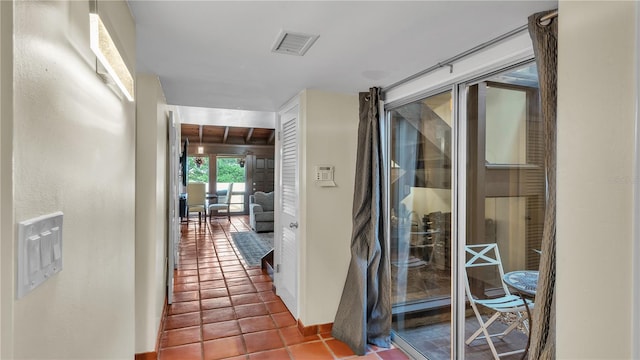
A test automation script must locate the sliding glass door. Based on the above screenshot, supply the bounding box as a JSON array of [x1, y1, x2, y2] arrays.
[[462, 62, 543, 359], [389, 90, 453, 359], [387, 61, 545, 359]]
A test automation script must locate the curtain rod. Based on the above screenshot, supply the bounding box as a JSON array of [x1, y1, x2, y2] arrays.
[[381, 9, 558, 94], [539, 10, 558, 25]]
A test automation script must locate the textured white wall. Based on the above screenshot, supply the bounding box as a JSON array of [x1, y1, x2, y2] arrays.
[[557, 1, 637, 358], [135, 74, 168, 354], [298, 89, 358, 325], [9, 0, 136, 358]]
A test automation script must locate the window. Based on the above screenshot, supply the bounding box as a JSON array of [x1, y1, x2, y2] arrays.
[[216, 156, 246, 212], [188, 156, 209, 187]]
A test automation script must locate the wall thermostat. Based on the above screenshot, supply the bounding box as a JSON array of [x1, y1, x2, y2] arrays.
[[314, 165, 336, 187]]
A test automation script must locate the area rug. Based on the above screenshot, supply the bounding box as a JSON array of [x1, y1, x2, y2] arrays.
[[230, 231, 274, 267]]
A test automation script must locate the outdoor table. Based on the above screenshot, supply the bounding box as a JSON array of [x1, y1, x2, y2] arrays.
[[503, 270, 539, 297]]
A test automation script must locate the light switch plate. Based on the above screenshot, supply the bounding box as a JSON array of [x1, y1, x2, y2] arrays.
[[17, 212, 63, 299]]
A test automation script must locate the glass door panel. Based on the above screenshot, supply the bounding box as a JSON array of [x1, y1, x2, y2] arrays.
[[389, 91, 453, 360], [216, 156, 247, 213], [463, 62, 543, 359]]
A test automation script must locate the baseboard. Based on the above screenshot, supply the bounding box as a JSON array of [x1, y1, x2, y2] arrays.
[[135, 295, 168, 359], [134, 352, 156, 360], [297, 319, 333, 337], [157, 296, 168, 352]]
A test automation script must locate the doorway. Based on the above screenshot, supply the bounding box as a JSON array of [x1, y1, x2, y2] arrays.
[[215, 156, 247, 213]]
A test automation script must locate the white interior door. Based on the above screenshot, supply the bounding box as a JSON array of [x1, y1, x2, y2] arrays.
[[167, 111, 180, 304], [275, 103, 299, 317]]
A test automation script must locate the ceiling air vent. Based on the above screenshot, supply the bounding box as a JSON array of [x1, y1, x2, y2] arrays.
[[271, 30, 318, 56]]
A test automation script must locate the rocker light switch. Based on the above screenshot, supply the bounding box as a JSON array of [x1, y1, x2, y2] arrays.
[[17, 212, 63, 299]]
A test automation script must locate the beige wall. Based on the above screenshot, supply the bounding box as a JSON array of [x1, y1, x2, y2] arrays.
[[3, 0, 137, 358], [557, 1, 637, 358], [135, 74, 168, 354], [298, 89, 359, 325], [485, 87, 527, 164], [0, 1, 13, 357]]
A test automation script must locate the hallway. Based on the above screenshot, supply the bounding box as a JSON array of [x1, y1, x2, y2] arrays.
[[158, 216, 409, 360]]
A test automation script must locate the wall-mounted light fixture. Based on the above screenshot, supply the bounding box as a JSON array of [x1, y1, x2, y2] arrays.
[[89, 1, 134, 101]]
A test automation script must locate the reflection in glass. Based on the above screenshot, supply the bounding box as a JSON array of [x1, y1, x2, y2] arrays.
[[464, 62, 543, 359], [389, 91, 452, 360]]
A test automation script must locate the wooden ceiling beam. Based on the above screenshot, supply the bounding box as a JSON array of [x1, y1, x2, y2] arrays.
[[268, 130, 276, 144], [245, 128, 254, 143], [222, 126, 230, 144]]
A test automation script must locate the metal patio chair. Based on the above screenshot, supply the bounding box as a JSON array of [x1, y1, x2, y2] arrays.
[[464, 243, 534, 359]]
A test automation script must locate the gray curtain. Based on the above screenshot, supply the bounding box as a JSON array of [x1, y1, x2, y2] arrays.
[[332, 87, 391, 355], [528, 10, 557, 360]]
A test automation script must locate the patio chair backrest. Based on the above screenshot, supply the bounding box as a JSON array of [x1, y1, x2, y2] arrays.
[[464, 243, 511, 298]]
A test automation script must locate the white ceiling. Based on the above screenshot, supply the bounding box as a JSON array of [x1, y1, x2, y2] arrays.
[[128, 1, 556, 114]]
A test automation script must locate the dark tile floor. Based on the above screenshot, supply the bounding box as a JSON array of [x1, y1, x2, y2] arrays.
[[395, 316, 528, 360], [158, 216, 410, 360]]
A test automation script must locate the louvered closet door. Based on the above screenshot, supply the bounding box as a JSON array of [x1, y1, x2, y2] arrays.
[[276, 104, 299, 317]]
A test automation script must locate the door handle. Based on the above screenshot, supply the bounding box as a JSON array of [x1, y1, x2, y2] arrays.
[[289, 222, 298, 229]]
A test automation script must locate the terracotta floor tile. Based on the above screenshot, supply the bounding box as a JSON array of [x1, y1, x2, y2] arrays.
[[175, 282, 200, 292], [243, 329, 284, 353], [217, 252, 237, 258], [199, 268, 223, 275], [231, 293, 261, 306], [198, 263, 219, 270], [225, 270, 250, 279], [200, 280, 227, 289], [200, 273, 225, 281], [201, 297, 232, 310], [203, 335, 246, 360], [175, 275, 200, 284], [220, 260, 242, 266], [238, 315, 276, 334], [288, 341, 334, 360], [161, 326, 202, 347], [167, 219, 395, 360], [264, 300, 287, 314], [272, 312, 297, 328], [234, 303, 269, 318], [228, 284, 257, 296], [227, 277, 254, 287], [250, 275, 272, 283], [202, 320, 241, 341], [200, 288, 229, 299], [173, 290, 200, 302], [257, 291, 279, 302], [202, 307, 236, 323], [176, 269, 199, 277], [177, 263, 198, 270], [164, 312, 201, 330], [158, 343, 203, 360], [248, 348, 292, 360], [377, 349, 410, 360], [254, 283, 273, 292], [279, 326, 320, 346], [325, 339, 356, 358], [169, 300, 200, 315]]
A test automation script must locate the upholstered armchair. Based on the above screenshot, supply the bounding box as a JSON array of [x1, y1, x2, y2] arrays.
[[249, 191, 274, 232]]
